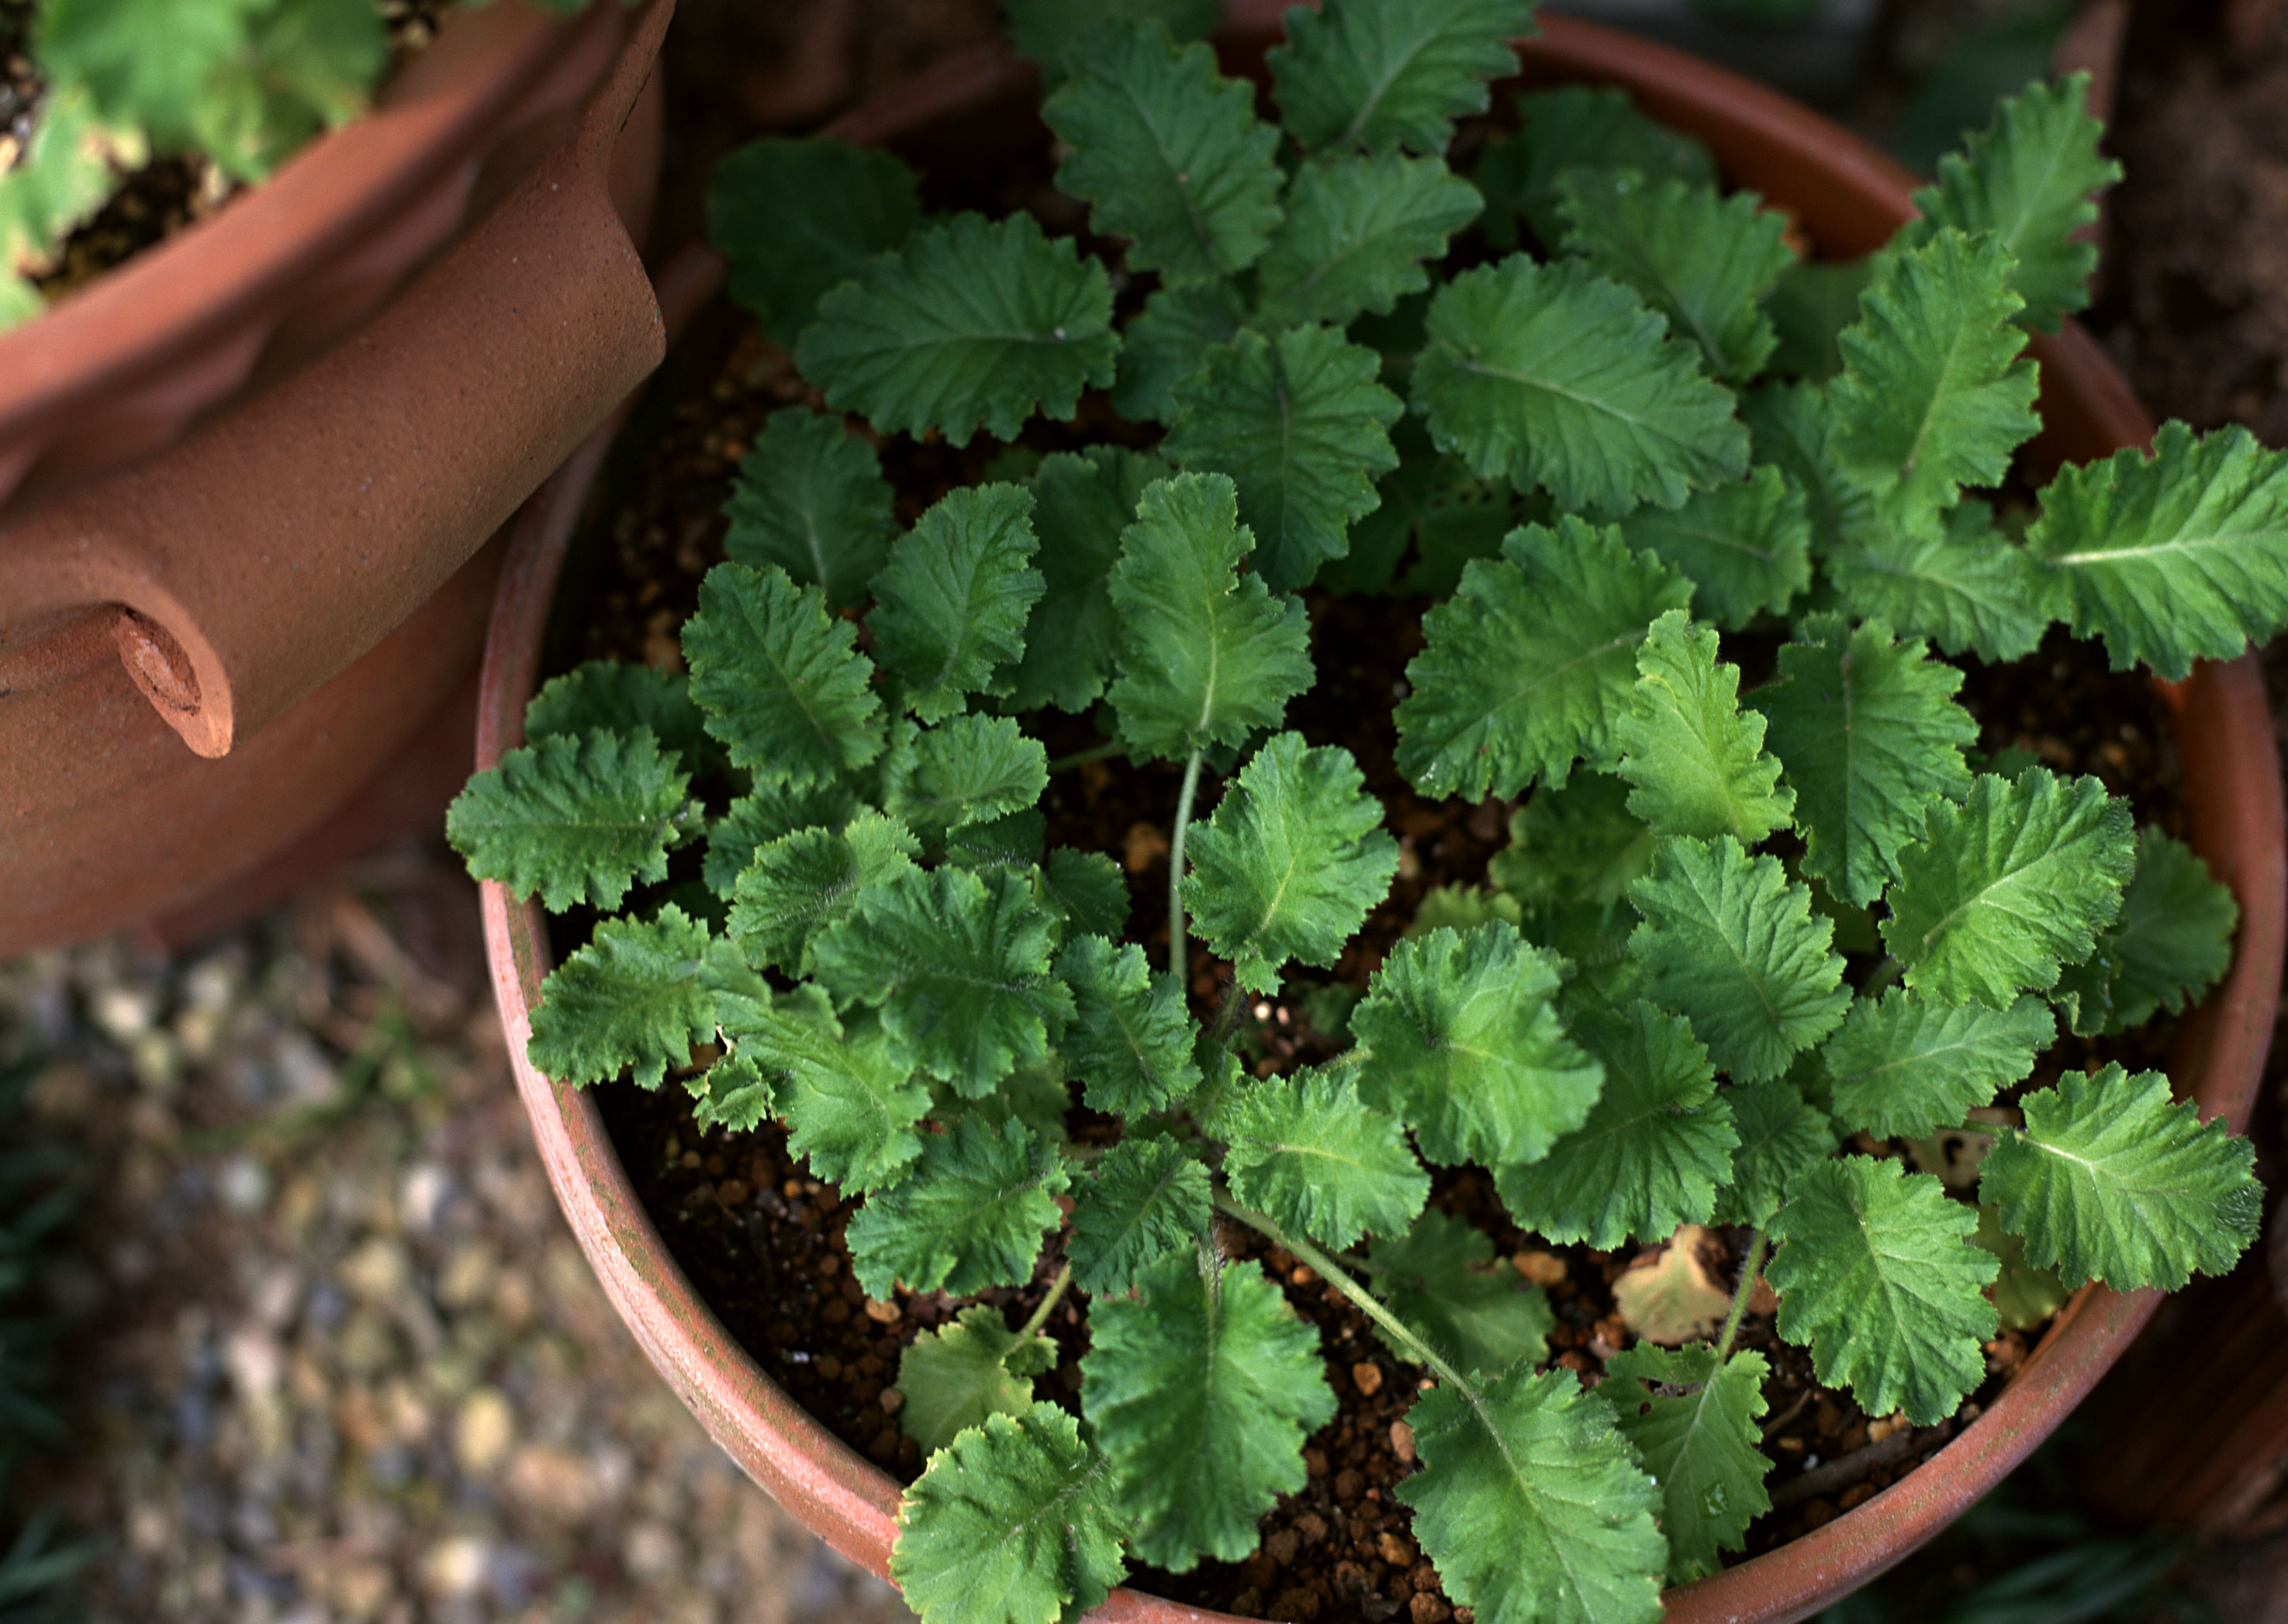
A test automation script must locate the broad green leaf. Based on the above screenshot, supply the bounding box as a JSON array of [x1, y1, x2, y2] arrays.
[[1711, 1075, 1834, 1227], [1395, 518, 1694, 800], [945, 810, 1047, 876], [1163, 324, 1403, 591], [724, 407, 897, 610], [1367, 1207, 1553, 1377], [1398, 1366, 1667, 1624], [684, 563, 885, 790], [846, 1116, 1070, 1298], [1009, 447, 1170, 713], [2054, 829, 2238, 1036], [1105, 472, 1313, 762], [890, 1402, 1128, 1624], [1488, 772, 1657, 915], [1740, 378, 1875, 557], [1629, 837, 1849, 1082], [1882, 768, 2135, 1009], [527, 905, 720, 1090], [870, 483, 1045, 722], [1981, 1066, 2261, 1291], [1751, 613, 1979, 907], [1066, 1137, 1214, 1297], [1111, 281, 1245, 427], [748, 990, 930, 1192], [1256, 152, 1483, 330], [894, 1304, 1058, 1455], [1605, 1345, 1772, 1584], [1496, 1000, 1737, 1249], [1184, 733, 1400, 994], [0, 85, 137, 302], [1353, 922, 1602, 1170], [1005, 0, 1219, 66], [1220, 1069, 1429, 1250], [690, 1051, 779, 1132], [1413, 254, 1751, 513], [1828, 229, 2041, 529], [1764, 260, 1874, 383], [447, 728, 695, 913], [1973, 1203, 2070, 1332], [1766, 1155, 1999, 1425], [1557, 171, 1796, 382], [1337, 416, 1515, 597], [1477, 84, 1718, 251], [1080, 1249, 1335, 1571], [525, 661, 710, 765], [708, 137, 921, 345], [2023, 421, 2288, 680], [1408, 886, 1522, 938], [703, 783, 858, 899], [1822, 990, 2054, 1141], [1040, 848, 1132, 942], [1902, 74, 2120, 333], [1270, 0, 1534, 157], [1613, 610, 1794, 845], [1618, 464, 1812, 630], [1057, 935, 1201, 1117], [728, 812, 921, 974], [795, 212, 1118, 447], [1043, 19, 1283, 285], [881, 715, 1050, 841], [1825, 497, 2051, 665]]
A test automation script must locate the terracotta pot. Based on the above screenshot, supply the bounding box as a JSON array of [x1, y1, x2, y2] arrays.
[[0, 0, 676, 957], [474, 17, 2287, 1623]]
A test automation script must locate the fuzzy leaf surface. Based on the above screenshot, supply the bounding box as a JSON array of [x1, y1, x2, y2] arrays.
[[1740, 379, 1872, 557], [684, 564, 885, 790], [2055, 829, 2239, 1036], [1367, 1208, 1552, 1377], [895, 1304, 1058, 1456], [1221, 1069, 1429, 1251], [846, 1117, 1070, 1299], [1111, 282, 1245, 427], [724, 407, 897, 610], [1270, 0, 1532, 157], [1066, 1138, 1214, 1297], [1057, 935, 1201, 1117], [1617, 465, 1812, 631], [524, 662, 710, 766], [870, 483, 1044, 722], [708, 137, 920, 345], [1614, 610, 1794, 845], [704, 784, 858, 899], [527, 906, 719, 1090], [881, 717, 1049, 841], [750, 990, 931, 1192], [1479, 84, 1718, 251], [1822, 990, 2054, 1140], [1010, 447, 1170, 713], [728, 812, 921, 974], [1256, 153, 1482, 329], [1605, 1345, 1771, 1584], [1712, 1076, 1834, 1227], [448, 729, 693, 913], [1824, 498, 2050, 664], [1041, 849, 1132, 942]]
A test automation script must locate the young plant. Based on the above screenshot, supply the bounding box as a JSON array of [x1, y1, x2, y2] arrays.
[[451, 2, 2277, 1619]]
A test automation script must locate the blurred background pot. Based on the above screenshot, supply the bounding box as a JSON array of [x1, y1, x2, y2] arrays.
[[0, 0, 674, 958], [474, 10, 2287, 1623]]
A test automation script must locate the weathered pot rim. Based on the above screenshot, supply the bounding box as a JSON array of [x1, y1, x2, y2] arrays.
[[475, 17, 2288, 1624]]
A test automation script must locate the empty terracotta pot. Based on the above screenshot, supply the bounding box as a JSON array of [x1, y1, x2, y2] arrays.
[[474, 15, 2287, 1623], [0, 0, 676, 956]]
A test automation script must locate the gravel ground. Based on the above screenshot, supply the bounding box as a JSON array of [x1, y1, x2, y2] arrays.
[[2, 846, 914, 1624]]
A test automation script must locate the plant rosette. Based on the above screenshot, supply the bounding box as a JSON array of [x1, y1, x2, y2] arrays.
[[458, 3, 2286, 1621]]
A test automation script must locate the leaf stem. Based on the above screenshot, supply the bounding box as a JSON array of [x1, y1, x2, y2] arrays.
[[1858, 955, 1904, 1000], [1208, 974, 1246, 1047], [1169, 748, 1205, 983], [1213, 1192, 1472, 1394], [1713, 1228, 1769, 1365], [1047, 740, 1124, 775], [1018, 1263, 1074, 1341]]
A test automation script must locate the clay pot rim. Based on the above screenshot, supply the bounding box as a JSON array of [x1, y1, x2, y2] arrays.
[[0, 0, 614, 442], [475, 18, 2287, 1624]]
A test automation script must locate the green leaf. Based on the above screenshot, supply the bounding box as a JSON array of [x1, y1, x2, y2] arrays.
[[2023, 421, 2288, 680], [447, 729, 694, 913], [1764, 259, 1874, 383], [1629, 837, 1849, 1082], [1221, 1069, 1429, 1250], [1105, 473, 1314, 762], [1111, 281, 1245, 427], [724, 407, 897, 610], [1066, 1136, 1215, 1297], [2054, 829, 2238, 1036], [1257, 153, 1483, 329], [1825, 497, 2051, 665], [1009, 448, 1170, 713], [703, 783, 858, 899], [1005, 0, 1219, 66], [707, 136, 921, 346], [1496, 1000, 1737, 1249], [1711, 1075, 1834, 1227], [1041, 848, 1132, 942], [1488, 772, 1657, 916], [728, 811, 921, 975], [690, 1050, 779, 1132], [881, 715, 1050, 841], [1337, 416, 1516, 597], [1184, 733, 1401, 994], [1604, 1345, 1772, 1584], [1163, 324, 1403, 591], [1269, 0, 1535, 157], [890, 1402, 1128, 1624], [1766, 1156, 1999, 1425], [1398, 1366, 1667, 1624], [1617, 465, 1812, 631], [746, 990, 930, 1192], [795, 212, 1118, 447], [1367, 1208, 1552, 1377], [1043, 19, 1284, 285], [1413, 254, 1751, 514], [0, 84, 137, 296], [1740, 378, 1875, 557], [524, 661, 710, 766], [527, 906, 718, 1090], [870, 483, 1045, 722], [895, 1304, 1059, 1456], [1057, 935, 1201, 1117], [1080, 1249, 1335, 1571], [1822, 990, 2054, 1140], [813, 866, 1074, 1094], [846, 1116, 1070, 1299], [1477, 84, 1718, 251], [1973, 1203, 2070, 1332], [945, 810, 1047, 876], [1981, 1066, 2261, 1291], [684, 563, 886, 790], [1614, 610, 1794, 845], [1557, 171, 1796, 382], [1882, 768, 2136, 1009], [1395, 517, 1694, 800], [1828, 229, 2041, 529], [1902, 74, 2120, 333], [1353, 923, 1602, 1170], [1751, 613, 1979, 907]]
